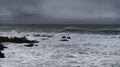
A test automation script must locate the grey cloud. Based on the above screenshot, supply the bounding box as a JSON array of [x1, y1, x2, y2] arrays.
[[0, 0, 120, 24], [41, 0, 118, 18]]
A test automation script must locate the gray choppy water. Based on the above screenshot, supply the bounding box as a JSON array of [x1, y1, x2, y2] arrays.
[[0, 24, 120, 34]]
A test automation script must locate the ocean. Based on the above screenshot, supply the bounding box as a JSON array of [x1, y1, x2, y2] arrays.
[[0, 24, 120, 67], [0, 24, 120, 34]]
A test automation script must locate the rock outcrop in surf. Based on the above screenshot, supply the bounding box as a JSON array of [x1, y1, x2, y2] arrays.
[[0, 36, 38, 43], [0, 43, 7, 58]]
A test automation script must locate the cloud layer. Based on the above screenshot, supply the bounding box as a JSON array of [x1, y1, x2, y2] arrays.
[[0, 0, 120, 24]]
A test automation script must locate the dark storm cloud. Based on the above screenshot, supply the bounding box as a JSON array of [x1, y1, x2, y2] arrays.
[[0, 0, 120, 24]]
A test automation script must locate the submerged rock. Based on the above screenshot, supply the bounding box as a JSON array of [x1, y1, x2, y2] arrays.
[[24, 43, 34, 47], [33, 34, 41, 37], [41, 37, 49, 40], [26, 34, 30, 36]]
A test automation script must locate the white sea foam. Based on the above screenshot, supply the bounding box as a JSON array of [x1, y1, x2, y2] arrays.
[[0, 32, 120, 67]]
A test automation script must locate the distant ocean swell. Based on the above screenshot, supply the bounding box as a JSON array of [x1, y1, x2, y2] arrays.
[[0, 24, 120, 34], [62, 26, 120, 34]]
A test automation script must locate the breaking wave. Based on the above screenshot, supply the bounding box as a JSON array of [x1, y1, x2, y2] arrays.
[[62, 26, 80, 32], [62, 26, 120, 34]]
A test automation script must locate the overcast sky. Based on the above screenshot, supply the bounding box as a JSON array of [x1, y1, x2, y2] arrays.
[[0, 0, 120, 24]]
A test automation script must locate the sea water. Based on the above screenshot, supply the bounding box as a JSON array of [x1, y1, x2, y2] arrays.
[[0, 24, 120, 67]]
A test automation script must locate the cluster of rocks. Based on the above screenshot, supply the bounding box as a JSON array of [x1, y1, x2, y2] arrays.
[[0, 36, 38, 43], [60, 36, 71, 41], [0, 36, 39, 58]]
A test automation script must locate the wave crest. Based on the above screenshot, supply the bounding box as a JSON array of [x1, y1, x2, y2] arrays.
[[62, 26, 80, 32]]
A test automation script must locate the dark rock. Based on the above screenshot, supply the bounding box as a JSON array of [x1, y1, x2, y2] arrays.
[[60, 39, 69, 41], [47, 35, 53, 38], [35, 45, 38, 46], [67, 37, 71, 39], [0, 43, 7, 58], [0, 43, 7, 50], [24, 43, 34, 47], [0, 51, 5, 58], [41, 34, 48, 37], [0, 36, 38, 43], [60, 36, 71, 41], [27, 34, 30, 36], [62, 36, 66, 38]]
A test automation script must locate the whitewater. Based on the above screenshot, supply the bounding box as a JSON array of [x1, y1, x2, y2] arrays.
[[0, 31, 120, 67], [0, 25, 120, 67]]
